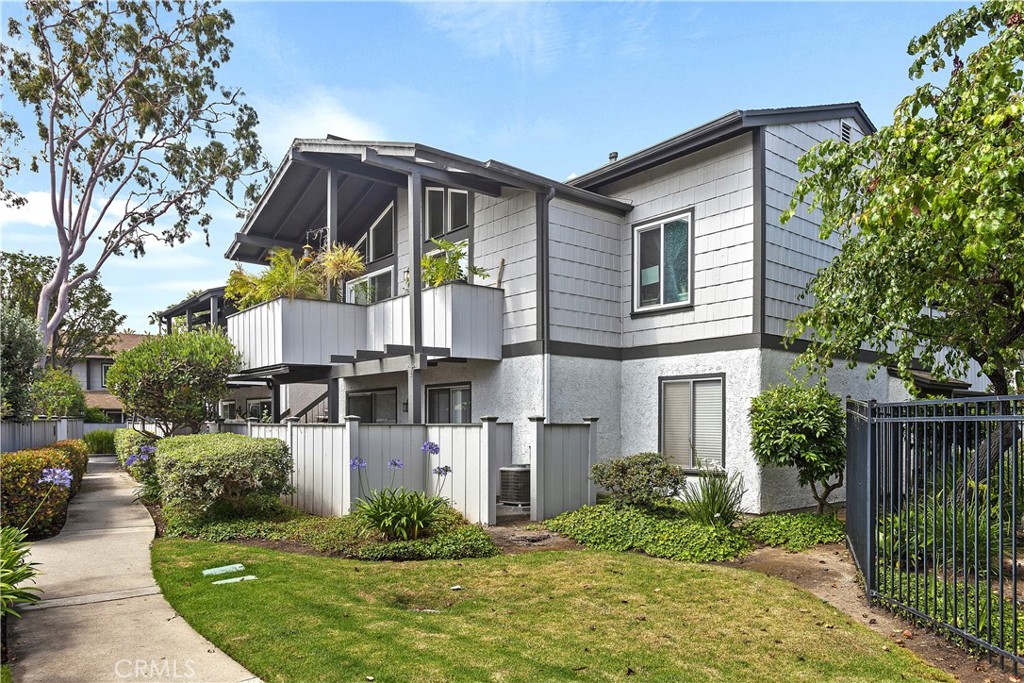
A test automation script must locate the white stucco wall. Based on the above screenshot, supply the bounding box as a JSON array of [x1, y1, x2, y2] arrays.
[[548, 355, 622, 462], [757, 348, 915, 512], [620, 348, 764, 512], [339, 355, 544, 463]]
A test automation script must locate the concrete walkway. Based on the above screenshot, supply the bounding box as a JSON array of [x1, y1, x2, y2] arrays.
[[9, 456, 260, 683]]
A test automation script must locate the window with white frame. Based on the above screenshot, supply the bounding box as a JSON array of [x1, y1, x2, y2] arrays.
[[246, 398, 273, 421], [425, 187, 470, 240], [424, 239, 470, 283], [346, 266, 394, 305], [634, 210, 693, 311], [354, 202, 395, 264], [219, 400, 236, 420], [660, 375, 724, 469], [426, 384, 471, 424], [101, 363, 113, 388], [346, 389, 398, 424]]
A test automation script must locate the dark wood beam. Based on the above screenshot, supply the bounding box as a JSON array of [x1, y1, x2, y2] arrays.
[[362, 149, 503, 197], [292, 150, 406, 187], [355, 349, 387, 361], [233, 233, 305, 251]]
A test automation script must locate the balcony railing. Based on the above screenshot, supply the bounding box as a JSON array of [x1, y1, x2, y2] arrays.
[[226, 282, 503, 371]]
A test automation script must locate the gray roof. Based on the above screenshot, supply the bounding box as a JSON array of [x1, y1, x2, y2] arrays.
[[227, 140, 632, 264], [569, 103, 876, 191]]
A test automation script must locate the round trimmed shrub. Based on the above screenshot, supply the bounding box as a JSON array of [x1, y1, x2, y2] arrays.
[[156, 433, 293, 520], [114, 428, 156, 468], [590, 452, 685, 507], [0, 447, 72, 534]]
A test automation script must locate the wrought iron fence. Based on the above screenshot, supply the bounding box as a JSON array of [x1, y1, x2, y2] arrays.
[[847, 396, 1022, 672]]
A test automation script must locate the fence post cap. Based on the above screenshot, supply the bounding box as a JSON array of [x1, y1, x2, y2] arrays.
[[527, 415, 546, 423], [344, 415, 362, 423], [480, 415, 499, 422], [582, 416, 600, 423]]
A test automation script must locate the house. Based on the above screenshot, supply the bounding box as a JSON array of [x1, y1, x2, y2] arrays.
[[219, 103, 986, 514], [70, 333, 150, 423]]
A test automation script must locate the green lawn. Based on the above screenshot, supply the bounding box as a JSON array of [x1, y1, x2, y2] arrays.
[[153, 539, 953, 683]]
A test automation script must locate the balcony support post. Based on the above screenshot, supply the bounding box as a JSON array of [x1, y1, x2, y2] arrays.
[[270, 379, 283, 423], [328, 377, 341, 423], [326, 167, 342, 302], [408, 171, 424, 423]]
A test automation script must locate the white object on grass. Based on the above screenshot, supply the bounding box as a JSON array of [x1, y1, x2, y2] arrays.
[[202, 563, 245, 576], [212, 575, 257, 585]]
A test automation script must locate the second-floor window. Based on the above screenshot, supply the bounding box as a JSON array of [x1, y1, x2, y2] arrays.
[[425, 187, 470, 240], [355, 202, 395, 263], [101, 363, 113, 388], [634, 210, 693, 311], [346, 267, 394, 305]]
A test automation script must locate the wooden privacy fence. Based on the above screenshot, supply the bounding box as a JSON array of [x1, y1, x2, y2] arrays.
[[530, 417, 598, 521], [1, 418, 85, 452], [212, 415, 596, 525]]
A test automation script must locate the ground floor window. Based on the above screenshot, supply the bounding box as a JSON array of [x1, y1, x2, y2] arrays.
[[246, 398, 273, 421], [219, 400, 236, 420], [104, 410, 124, 423], [346, 389, 398, 424], [660, 374, 724, 469], [426, 384, 471, 424]]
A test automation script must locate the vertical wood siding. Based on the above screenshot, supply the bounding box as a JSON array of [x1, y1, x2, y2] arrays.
[[600, 135, 756, 346], [247, 421, 513, 524], [537, 423, 594, 519], [472, 190, 538, 345], [764, 119, 866, 337], [1, 419, 84, 452], [548, 199, 624, 347], [422, 283, 503, 360], [364, 296, 411, 351]]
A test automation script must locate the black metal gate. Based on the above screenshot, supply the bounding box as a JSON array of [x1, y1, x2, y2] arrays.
[[846, 396, 1022, 671]]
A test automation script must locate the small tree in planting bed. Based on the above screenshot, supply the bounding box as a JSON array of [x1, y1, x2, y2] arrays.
[[106, 330, 240, 435], [749, 382, 846, 514]]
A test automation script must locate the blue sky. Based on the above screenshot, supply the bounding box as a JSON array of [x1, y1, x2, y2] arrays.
[[0, 1, 967, 331]]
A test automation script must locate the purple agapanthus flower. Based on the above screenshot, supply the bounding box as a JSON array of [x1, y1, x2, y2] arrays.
[[432, 465, 452, 476], [124, 454, 139, 467], [349, 457, 367, 470], [387, 459, 403, 470], [421, 441, 440, 455], [39, 467, 73, 489], [139, 445, 156, 457]]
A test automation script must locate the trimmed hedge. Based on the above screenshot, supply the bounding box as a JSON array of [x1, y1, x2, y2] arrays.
[[157, 433, 293, 520], [83, 429, 116, 455], [0, 447, 72, 534], [545, 504, 751, 562], [50, 439, 88, 496], [114, 428, 155, 467]]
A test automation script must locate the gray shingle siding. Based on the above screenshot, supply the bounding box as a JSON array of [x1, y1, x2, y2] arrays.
[[764, 119, 866, 337], [548, 199, 624, 348], [472, 189, 538, 346], [600, 134, 756, 347]]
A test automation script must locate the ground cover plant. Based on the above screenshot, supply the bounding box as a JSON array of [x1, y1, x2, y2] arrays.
[[153, 540, 953, 683], [741, 513, 846, 551], [545, 503, 751, 562], [166, 502, 498, 561]]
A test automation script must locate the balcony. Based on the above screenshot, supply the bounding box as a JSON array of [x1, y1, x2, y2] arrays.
[[226, 283, 503, 372]]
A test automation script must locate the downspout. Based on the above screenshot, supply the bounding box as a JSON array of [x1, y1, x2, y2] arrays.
[[541, 188, 556, 421]]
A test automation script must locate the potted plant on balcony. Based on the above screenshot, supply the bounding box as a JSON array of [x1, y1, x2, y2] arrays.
[[421, 238, 488, 288], [224, 248, 324, 311], [315, 243, 365, 298]]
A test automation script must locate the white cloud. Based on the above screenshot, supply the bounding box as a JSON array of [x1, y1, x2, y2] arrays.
[[417, 3, 566, 72], [254, 89, 387, 160], [0, 191, 56, 228]]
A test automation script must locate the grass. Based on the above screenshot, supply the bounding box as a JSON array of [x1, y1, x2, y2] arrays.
[[1, 663, 10, 683], [153, 539, 954, 683]]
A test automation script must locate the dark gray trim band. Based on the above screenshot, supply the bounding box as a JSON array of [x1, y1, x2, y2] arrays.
[[501, 333, 884, 365]]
